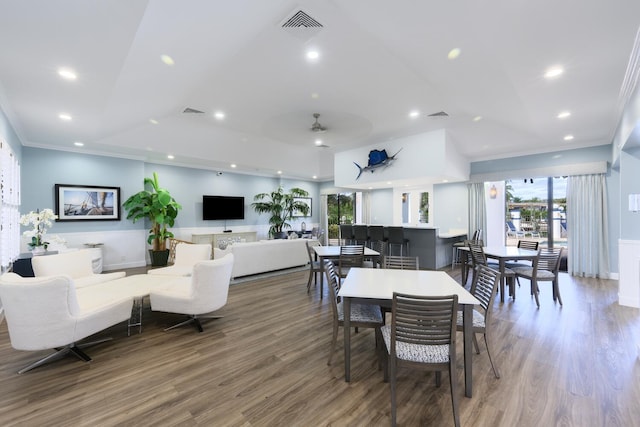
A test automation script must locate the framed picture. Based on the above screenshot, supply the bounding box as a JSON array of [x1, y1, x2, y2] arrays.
[[55, 184, 121, 221], [292, 197, 312, 217]]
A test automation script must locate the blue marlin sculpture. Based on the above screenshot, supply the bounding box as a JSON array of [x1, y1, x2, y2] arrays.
[[354, 148, 402, 179]]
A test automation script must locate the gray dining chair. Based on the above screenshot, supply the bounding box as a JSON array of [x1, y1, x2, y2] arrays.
[[512, 247, 564, 307]]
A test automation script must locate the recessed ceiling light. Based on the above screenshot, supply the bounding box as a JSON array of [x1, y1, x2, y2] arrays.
[[149, 119, 159, 125], [313, 175, 318, 179], [306, 50, 320, 60], [167, 154, 174, 160], [409, 110, 420, 119], [473, 116, 483, 122], [315, 139, 323, 146], [544, 66, 564, 79], [230, 164, 237, 168], [447, 48, 461, 60], [387, 181, 392, 185], [368, 187, 373, 190], [563, 134, 574, 141], [557, 111, 571, 119], [214, 111, 225, 120], [73, 141, 84, 147], [311, 92, 319, 99], [160, 54, 175, 66], [442, 179, 449, 183], [277, 170, 282, 175], [58, 68, 77, 80], [552, 154, 562, 159], [59, 113, 72, 121]]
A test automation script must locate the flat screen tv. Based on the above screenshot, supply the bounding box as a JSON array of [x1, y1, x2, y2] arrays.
[[203, 195, 245, 220]]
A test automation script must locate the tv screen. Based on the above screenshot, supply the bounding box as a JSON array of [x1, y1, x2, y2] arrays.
[[203, 195, 245, 220]]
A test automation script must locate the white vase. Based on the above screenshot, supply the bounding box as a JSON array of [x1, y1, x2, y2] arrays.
[[31, 246, 46, 256]]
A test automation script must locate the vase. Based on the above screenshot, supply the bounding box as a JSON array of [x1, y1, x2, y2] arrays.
[[31, 246, 46, 256]]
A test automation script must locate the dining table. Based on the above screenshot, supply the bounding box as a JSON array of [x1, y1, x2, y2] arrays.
[[459, 245, 539, 302], [338, 267, 481, 398], [312, 245, 381, 297]]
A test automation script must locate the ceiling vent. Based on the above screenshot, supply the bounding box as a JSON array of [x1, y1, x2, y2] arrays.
[[427, 111, 449, 118], [280, 9, 323, 40], [183, 107, 205, 114]]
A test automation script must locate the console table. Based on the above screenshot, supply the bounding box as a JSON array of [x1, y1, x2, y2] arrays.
[[192, 231, 257, 248]]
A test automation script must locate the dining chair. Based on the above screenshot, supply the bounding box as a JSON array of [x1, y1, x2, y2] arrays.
[[364, 239, 386, 269], [382, 293, 460, 427], [305, 240, 322, 293], [512, 247, 564, 307], [338, 245, 365, 283], [452, 229, 481, 270], [456, 265, 501, 379], [324, 260, 383, 366], [505, 240, 540, 288], [467, 240, 516, 299], [382, 255, 419, 270]]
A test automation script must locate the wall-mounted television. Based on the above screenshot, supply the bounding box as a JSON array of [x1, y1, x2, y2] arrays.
[[203, 195, 245, 220]]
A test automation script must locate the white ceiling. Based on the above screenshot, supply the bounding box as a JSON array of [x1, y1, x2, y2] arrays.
[[0, 1, 639, 184]]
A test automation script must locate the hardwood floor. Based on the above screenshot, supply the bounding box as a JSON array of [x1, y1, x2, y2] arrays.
[[1, 267, 639, 426]]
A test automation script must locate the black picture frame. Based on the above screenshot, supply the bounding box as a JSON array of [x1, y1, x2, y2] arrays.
[[55, 184, 121, 221], [292, 197, 312, 217]]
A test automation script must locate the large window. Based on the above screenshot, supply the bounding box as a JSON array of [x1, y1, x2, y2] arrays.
[[326, 193, 355, 243], [505, 177, 567, 247]]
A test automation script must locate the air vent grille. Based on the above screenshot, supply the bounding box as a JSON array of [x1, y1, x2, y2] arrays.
[[183, 107, 205, 114], [282, 10, 322, 28], [428, 111, 449, 117]]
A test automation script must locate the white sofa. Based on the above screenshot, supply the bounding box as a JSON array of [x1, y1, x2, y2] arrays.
[[31, 249, 126, 288], [213, 239, 313, 278]]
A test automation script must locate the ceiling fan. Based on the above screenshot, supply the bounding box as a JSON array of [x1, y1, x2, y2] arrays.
[[310, 113, 327, 133]]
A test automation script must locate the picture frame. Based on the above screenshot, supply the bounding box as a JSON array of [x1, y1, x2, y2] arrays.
[[55, 184, 121, 221], [293, 197, 312, 217]]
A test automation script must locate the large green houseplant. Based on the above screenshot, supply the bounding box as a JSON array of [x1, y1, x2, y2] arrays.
[[252, 186, 310, 238], [123, 172, 182, 266]]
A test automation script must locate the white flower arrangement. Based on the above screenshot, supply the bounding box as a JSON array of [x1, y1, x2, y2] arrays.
[[19, 208, 58, 250]]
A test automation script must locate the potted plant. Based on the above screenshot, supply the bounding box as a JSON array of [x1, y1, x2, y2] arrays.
[[252, 186, 310, 238], [123, 172, 182, 266]]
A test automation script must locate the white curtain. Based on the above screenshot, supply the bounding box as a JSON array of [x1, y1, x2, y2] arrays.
[[468, 183, 486, 240], [0, 140, 21, 271], [566, 174, 610, 278], [361, 191, 371, 224]]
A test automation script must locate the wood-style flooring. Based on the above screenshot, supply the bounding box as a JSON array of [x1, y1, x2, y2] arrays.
[[0, 266, 639, 426]]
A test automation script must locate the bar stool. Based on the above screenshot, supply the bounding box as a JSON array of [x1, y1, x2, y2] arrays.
[[352, 225, 369, 246], [339, 224, 354, 245], [367, 225, 387, 249], [386, 226, 409, 256]]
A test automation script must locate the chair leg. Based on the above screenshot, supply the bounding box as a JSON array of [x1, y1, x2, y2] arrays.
[[484, 332, 500, 379], [472, 334, 480, 354], [164, 314, 222, 332], [390, 359, 397, 427], [17, 338, 112, 374], [327, 321, 339, 365], [554, 280, 563, 306], [449, 364, 461, 427], [532, 280, 540, 308]]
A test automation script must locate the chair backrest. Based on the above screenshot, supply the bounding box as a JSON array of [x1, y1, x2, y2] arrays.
[[0, 273, 81, 350], [517, 240, 539, 251], [390, 293, 458, 355], [31, 249, 94, 279], [386, 226, 405, 244], [339, 245, 365, 270], [306, 239, 321, 263], [368, 225, 385, 242], [189, 254, 234, 314], [339, 224, 354, 243], [324, 260, 341, 316], [471, 229, 482, 240], [168, 238, 194, 264], [466, 240, 487, 267], [383, 255, 419, 270], [173, 243, 212, 267], [470, 265, 501, 313], [369, 240, 387, 257], [535, 247, 563, 273], [352, 225, 369, 243]]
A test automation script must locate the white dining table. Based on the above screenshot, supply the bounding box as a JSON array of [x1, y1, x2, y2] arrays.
[[338, 268, 481, 397], [460, 246, 539, 302], [312, 245, 381, 296]]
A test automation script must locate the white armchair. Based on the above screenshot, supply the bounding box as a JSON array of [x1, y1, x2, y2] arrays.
[[31, 249, 125, 288], [150, 253, 234, 332], [0, 273, 133, 373], [147, 243, 211, 277]]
